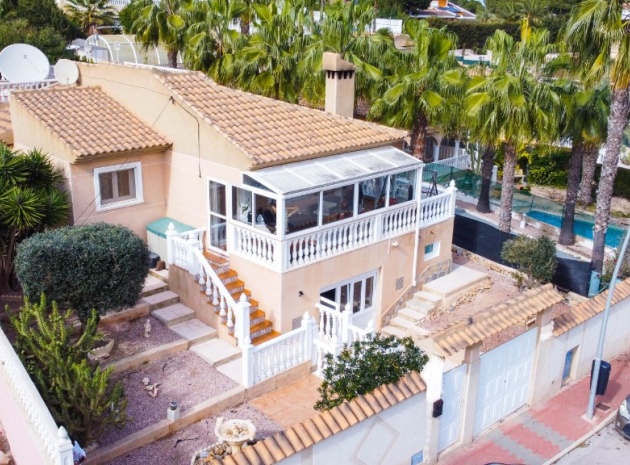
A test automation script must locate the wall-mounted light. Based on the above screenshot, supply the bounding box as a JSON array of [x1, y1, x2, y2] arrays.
[[298, 291, 304, 297], [391, 240, 399, 247]]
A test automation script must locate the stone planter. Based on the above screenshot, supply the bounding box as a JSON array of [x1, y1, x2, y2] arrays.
[[88, 338, 114, 360]]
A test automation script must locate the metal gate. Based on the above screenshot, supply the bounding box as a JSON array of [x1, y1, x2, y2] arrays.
[[473, 330, 536, 436], [438, 364, 466, 452]]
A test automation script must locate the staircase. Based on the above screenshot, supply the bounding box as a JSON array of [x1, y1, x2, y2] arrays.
[[381, 265, 490, 340], [202, 251, 280, 345]]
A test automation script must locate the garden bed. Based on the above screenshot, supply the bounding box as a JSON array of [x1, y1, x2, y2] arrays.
[[99, 315, 182, 363], [100, 351, 239, 447], [108, 404, 283, 465]]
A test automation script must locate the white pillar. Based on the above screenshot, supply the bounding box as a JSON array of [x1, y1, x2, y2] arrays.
[[446, 180, 458, 216], [491, 165, 498, 183], [236, 293, 252, 348], [58, 427, 74, 465], [454, 140, 461, 157], [433, 145, 440, 162], [165, 222, 177, 268], [301, 312, 316, 365], [241, 342, 254, 388]]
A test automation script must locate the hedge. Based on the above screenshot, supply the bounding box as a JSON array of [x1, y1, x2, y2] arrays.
[[15, 223, 149, 322]]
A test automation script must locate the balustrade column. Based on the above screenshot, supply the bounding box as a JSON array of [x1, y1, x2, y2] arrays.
[[165, 223, 177, 267], [236, 294, 252, 348]]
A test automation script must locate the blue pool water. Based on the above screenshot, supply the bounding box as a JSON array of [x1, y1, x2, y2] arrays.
[[526, 210, 625, 248]]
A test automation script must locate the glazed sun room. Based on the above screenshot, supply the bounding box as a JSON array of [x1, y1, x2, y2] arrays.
[[213, 146, 456, 272]]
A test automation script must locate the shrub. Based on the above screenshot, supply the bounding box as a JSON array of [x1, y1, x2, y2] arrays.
[[11, 295, 127, 444], [314, 333, 428, 411], [526, 148, 571, 187], [15, 223, 149, 322], [501, 235, 557, 288]]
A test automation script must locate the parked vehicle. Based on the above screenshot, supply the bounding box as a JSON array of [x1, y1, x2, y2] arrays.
[[615, 393, 630, 439]]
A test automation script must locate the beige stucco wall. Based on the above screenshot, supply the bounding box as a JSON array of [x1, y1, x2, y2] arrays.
[[230, 218, 454, 333], [278, 392, 427, 465], [530, 295, 630, 405], [76, 63, 252, 172], [68, 152, 167, 239]]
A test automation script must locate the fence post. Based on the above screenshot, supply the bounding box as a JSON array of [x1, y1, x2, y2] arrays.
[[447, 180, 458, 216], [301, 312, 315, 364], [236, 293, 251, 348], [58, 426, 73, 465], [165, 222, 177, 267]]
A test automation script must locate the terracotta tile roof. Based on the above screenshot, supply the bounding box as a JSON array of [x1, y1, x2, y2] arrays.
[[154, 71, 406, 168], [553, 278, 630, 336], [11, 86, 170, 161], [0, 103, 12, 145], [433, 284, 563, 357], [207, 372, 426, 465]]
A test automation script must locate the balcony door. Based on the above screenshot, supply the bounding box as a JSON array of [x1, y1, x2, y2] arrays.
[[208, 179, 227, 252], [320, 270, 377, 328]]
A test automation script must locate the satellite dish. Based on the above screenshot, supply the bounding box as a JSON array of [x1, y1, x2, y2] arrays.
[[0, 44, 50, 83], [54, 59, 79, 85]]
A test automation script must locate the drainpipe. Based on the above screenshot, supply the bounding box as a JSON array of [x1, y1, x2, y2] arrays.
[[412, 165, 423, 286]]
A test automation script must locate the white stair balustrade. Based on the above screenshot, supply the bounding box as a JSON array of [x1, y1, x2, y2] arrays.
[[240, 311, 316, 388]]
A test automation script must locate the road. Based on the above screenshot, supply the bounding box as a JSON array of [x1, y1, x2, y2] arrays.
[[554, 421, 630, 464]]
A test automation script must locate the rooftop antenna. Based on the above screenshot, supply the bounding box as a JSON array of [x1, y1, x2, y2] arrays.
[[0, 43, 50, 83], [54, 59, 79, 85]]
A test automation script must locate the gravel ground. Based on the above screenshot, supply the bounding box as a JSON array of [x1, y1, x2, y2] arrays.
[[99, 315, 183, 362], [0, 419, 11, 463], [420, 251, 521, 333], [100, 351, 239, 447], [108, 404, 283, 465]]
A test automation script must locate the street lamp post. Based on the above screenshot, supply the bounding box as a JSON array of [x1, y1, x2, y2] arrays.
[[586, 225, 630, 420]]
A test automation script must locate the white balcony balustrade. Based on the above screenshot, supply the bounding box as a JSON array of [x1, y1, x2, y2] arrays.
[[0, 79, 57, 103]]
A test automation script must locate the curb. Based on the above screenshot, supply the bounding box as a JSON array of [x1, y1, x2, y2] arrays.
[[542, 409, 617, 465]]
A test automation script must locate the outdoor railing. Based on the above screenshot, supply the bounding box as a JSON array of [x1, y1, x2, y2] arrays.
[[237, 297, 317, 387], [230, 188, 456, 272], [0, 326, 73, 465], [0, 79, 57, 103], [420, 182, 457, 228], [434, 153, 470, 171]]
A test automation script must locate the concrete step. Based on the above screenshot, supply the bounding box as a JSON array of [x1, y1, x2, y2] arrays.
[[216, 357, 242, 385], [218, 269, 238, 285], [380, 325, 407, 338], [225, 280, 245, 295], [190, 338, 241, 367], [142, 290, 179, 311], [398, 307, 428, 322], [250, 320, 273, 340], [152, 303, 195, 327], [422, 265, 489, 301], [390, 316, 422, 331], [169, 318, 217, 347], [414, 290, 442, 306], [405, 298, 434, 314], [142, 274, 169, 297], [253, 330, 280, 346]]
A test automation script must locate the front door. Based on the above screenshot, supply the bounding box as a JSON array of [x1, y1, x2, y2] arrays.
[[208, 179, 227, 252]]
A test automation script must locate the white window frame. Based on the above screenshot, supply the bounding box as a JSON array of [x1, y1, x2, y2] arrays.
[[94, 162, 144, 211], [424, 241, 441, 261], [320, 270, 378, 316]]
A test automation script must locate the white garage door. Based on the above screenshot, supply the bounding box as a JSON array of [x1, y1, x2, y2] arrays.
[[473, 329, 536, 436], [438, 364, 466, 452]]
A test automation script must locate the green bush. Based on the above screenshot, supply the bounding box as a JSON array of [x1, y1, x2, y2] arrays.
[[15, 223, 149, 322], [592, 165, 630, 201], [11, 295, 127, 444], [425, 19, 521, 52], [315, 333, 428, 411], [501, 235, 557, 288], [527, 148, 571, 187]]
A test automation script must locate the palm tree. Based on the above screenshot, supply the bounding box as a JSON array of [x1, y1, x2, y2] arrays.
[[184, 0, 246, 77], [557, 80, 609, 245], [465, 22, 560, 233], [300, 0, 395, 109], [64, 0, 116, 36], [130, 0, 189, 68], [566, 0, 630, 273], [234, 0, 312, 102], [369, 20, 465, 160], [0, 145, 70, 290]]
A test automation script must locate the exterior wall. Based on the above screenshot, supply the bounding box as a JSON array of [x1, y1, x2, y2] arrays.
[[530, 296, 630, 404], [68, 152, 167, 240], [76, 63, 252, 171], [230, 217, 454, 333], [278, 393, 427, 465]]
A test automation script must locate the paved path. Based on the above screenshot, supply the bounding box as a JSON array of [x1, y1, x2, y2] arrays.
[[439, 352, 630, 465]]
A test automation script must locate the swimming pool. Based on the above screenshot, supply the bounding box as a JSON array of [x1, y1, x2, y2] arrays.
[[526, 210, 625, 248]]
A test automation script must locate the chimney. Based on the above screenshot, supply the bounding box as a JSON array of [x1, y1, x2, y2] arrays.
[[322, 52, 356, 118]]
